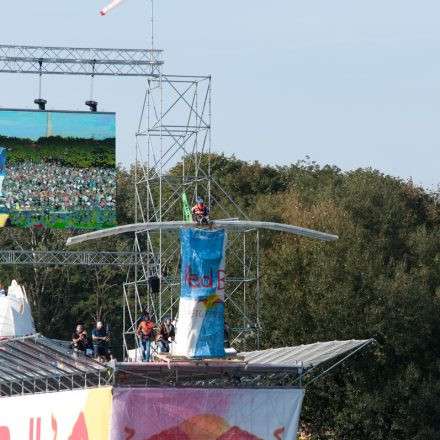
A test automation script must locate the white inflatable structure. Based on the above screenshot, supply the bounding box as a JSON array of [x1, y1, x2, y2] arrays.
[[0, 280, 36, 338]]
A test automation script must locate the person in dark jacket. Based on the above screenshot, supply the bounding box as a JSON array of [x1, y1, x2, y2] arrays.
[[71, 324, 89, 355], [156, 316, 175, 353], [92, 321, 109, 361]]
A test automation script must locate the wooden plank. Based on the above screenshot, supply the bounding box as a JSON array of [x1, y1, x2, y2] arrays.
[[152, 353, 246, 363]]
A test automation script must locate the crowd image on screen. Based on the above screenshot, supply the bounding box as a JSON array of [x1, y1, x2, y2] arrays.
[[2, 160, 116, 211]]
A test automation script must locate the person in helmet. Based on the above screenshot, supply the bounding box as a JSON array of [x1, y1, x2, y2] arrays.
[[191, 196, 210, 225]]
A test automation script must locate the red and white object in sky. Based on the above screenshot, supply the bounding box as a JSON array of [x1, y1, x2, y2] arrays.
[[100, 0, 129, 16]]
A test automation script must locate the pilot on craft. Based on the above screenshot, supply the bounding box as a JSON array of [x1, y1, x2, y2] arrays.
[[191, 196, 210, 225], [156, 316, 175, 353], [136, 312, 154, 362]]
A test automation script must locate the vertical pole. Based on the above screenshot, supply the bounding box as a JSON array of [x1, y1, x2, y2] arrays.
[[243, 233, 247, 351], [38, 59, 43, 99], [159, 72, 163, 321], [90, 61, 95, 101], [146, 79, 151, 319], [146, 79, 151, 318], [194, 80, 199, 200], [123, 285, 126, 358], [208, 77, 212, 211], [256, 230, 260, 349], [150, 0, 154, 50], [182, 158, 185, 220]]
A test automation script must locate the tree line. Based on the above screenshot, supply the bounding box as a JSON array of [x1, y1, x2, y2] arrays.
[[0, 153, 438, 438]]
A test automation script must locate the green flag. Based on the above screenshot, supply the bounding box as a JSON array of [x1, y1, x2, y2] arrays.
[[182, 193, 192, 222]]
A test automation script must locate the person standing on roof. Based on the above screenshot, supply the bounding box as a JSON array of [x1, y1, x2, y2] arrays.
[[92, 321, 109, 362], [136, 312, 154, 362], [71, 324, 89, 355], [156, 316, 175, 353], [191, 196, 210, 226]]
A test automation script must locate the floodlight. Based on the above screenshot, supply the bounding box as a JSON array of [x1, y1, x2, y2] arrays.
[[34, 98, 47, 110], [85, 100, 98, 112]]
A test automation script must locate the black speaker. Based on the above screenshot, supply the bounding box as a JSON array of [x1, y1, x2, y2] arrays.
[[148, 275, 160, 294]]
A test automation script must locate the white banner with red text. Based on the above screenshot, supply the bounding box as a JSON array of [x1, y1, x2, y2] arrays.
[[0, 387, 112, 439]]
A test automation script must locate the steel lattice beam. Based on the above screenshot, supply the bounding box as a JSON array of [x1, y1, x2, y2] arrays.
[[0, 250, 150, 266], [0, 45, 163, 77]]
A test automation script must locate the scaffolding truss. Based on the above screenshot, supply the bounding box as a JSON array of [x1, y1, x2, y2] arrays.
[[0, 43, 262, 356], [0, 44, 162, 76], [0, 250, 149, 266], [123, 74, 261, 357]]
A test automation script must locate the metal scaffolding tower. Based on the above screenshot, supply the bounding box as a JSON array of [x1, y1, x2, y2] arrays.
[[123, 74, 261, 356], [0, 43, 262, 353]]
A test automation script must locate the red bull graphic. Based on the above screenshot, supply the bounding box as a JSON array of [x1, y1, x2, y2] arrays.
[[110, 387, 304, 440], [175, 228, 227, 358], [0, 386, 304, 439]]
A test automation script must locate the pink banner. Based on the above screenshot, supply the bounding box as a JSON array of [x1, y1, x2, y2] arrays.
[[110, 387, 304, 440]]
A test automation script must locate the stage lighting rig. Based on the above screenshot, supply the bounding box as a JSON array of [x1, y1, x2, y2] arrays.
[[34, 98, 47, 110], [85, 100, 98, 112]]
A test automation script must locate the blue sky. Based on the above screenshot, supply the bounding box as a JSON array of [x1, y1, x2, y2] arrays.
[[0, 110, 115, 140], [0, 1, 439, 188]]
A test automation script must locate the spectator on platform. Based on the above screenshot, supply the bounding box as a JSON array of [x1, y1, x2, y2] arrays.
[[92, 321, 108, 361], [71, 324, 89, 355], [156, 317, 175, 353], [0, 284, 5, 296], [136, 313, 154, 362]]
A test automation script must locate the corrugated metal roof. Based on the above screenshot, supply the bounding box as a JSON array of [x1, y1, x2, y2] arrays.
[[0, 335, 111, 397], [240, 339, 374, 370]]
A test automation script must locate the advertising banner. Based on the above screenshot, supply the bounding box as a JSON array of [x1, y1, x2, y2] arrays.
[[174, 228, 227, 358], [0, 387, 112, 439], [0, 109, 116, 229], [110, 387, 304, 440]]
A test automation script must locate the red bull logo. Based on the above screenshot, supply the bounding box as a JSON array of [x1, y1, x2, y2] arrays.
[[183, 265, 225, 290]]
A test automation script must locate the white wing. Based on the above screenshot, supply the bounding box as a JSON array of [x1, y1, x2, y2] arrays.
[[66, 220, 338, 246]]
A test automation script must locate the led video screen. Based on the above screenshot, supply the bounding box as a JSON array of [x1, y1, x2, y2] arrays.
[[0, 109, 116, 229]]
